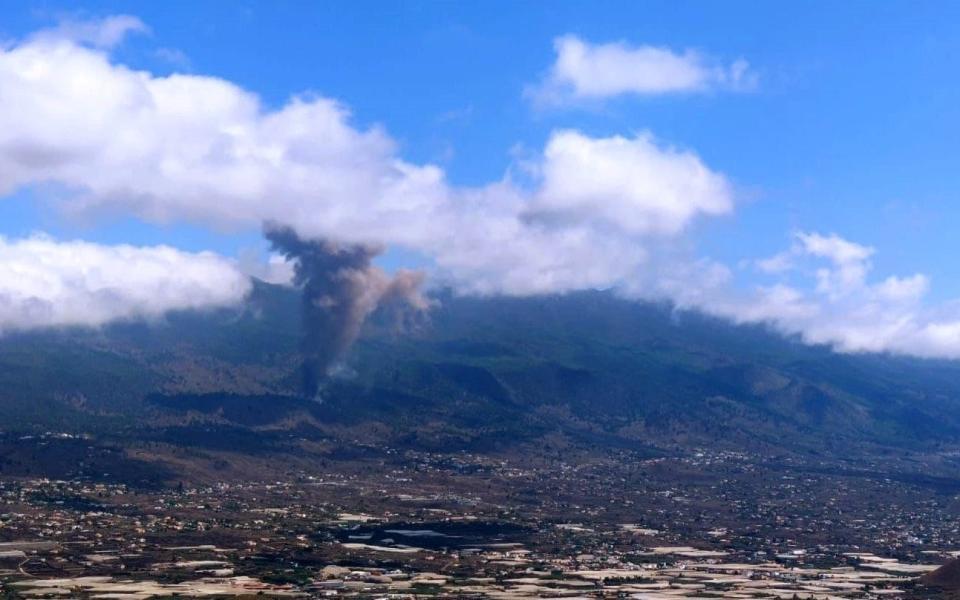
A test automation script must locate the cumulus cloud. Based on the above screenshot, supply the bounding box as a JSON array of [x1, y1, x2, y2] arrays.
[[0, 30, 732, 298], [527, 34, 755, 106], [674, 232, 960, 359], [531, 130, 732, 235], [33, 15, 149, 49], [0, 235, 250, 331], [795, 232, 873, 296]]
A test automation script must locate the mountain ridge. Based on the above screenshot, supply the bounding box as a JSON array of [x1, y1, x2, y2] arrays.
[[1, 281, 960, 466]]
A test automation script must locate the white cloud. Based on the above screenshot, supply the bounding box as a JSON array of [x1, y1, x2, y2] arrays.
[[876, 274, 929, 303], [532, 130, 732, 236], [754, 251, 794, 274], [795, 232, 874, 298], [527, 34, 755, 106], [0, 31, 733, 299], [4, 21, 957, 361], [33, 15, 149, 49], [238, 251, 296, 286], [0, 235, 250, 331], [685, 232, 960, 359], [795, 231, 873, 265]]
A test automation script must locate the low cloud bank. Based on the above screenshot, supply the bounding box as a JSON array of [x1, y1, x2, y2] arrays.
[[0, 235, 250, 331]]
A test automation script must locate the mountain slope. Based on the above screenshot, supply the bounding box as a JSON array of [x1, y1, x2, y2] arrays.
[[2, 281, 960, 458]]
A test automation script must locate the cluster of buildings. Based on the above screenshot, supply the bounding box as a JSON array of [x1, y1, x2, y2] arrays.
[[1, 444, 959, 597]]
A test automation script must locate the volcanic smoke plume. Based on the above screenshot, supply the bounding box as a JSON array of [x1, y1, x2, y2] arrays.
[[265, 224, 430, 398]]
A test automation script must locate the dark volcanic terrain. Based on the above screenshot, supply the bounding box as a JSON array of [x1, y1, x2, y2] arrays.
[[2, 282, 960, 482]]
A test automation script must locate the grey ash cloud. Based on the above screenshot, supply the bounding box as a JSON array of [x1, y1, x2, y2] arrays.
[[265, 224, 429, 398]]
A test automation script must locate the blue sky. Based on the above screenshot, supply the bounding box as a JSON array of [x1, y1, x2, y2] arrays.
[[4, 1, 960, 293], [1, 2, 960, 357]]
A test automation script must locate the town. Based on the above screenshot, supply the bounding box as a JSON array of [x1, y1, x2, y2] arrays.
[[2, 442, 959, 598]]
